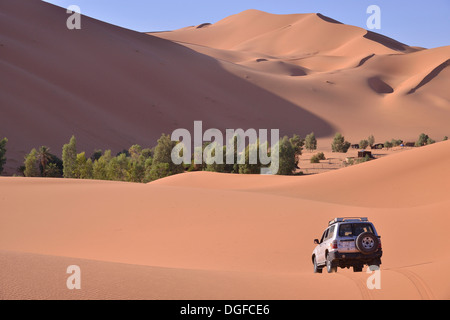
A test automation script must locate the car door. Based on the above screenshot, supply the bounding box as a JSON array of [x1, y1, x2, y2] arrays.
[[318, 228, 329, 264]]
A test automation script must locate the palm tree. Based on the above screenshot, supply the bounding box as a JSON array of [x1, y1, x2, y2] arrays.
[[37, 146, 52, 177]]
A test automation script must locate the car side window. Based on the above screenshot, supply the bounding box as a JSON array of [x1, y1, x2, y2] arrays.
[[320, 229, 328, 243], [327, 225, 335, 240]]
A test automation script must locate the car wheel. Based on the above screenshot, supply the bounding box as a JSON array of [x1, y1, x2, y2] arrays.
[[313, 257, 323, 274], [326, 255, 337, 273], [356, 232, 379, 255], [353, 265, 363, 272]]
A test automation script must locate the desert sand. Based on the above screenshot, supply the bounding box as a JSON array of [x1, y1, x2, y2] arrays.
[[1, 141, 450, 300], [1, 1, 449, 174], [0, 0, 449, 300]]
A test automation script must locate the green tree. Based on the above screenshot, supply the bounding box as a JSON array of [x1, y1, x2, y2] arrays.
[[107, 153, 130, 181], [290, 134, 304, 156], [0, 137, 7, 175], [90, 149, 103, 162], [146, 163, 171, 182], [46, 154, 63, 177], [62, 135, 77, 178], [74, 152, 93, 179], [368, 135, 375, 148], [311, 152, 326, 164], [223, 136, 240, 174], [277, 136, 297, 175], [239, 141, 263, 175], [36, 146, 52, 177], [391, 139, 402, 147], [359, 154, 371, 164], [93, 150, 112, 180], [85, 159, 94, 179], [444, 136, 448, 141], [415, 133, 428, 147], [142, 157, 153, 182], [128, 145, 143, 160], [384, 141, 394, 150], [304, 132, 317, 152], [206, 145, 228, 173], [24, 149, 39, 177], [141, 148, 153, 159], [152, 134, 184, 179], [127, 152, 147, 183], [289, 134, 304, 171], [332, 133, 351, 153], [415, 133, 434, 147], [116, 149, 130, 157], [45, 163, 63, 178], [359, 140, 369, 149]]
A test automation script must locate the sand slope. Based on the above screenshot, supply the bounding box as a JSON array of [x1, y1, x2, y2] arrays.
[[152, 10, 450, 144], [1, 142, 450, 299], [0, 0, 334, 174], [156, 141, 450, 208], [1, 1, 449, 175], [154, 10, 416, 57]]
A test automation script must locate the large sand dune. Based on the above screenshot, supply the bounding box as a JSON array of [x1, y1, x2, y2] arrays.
[[1, 0, 449, 300], [1, 141, 450, 299], [152, 10, 450, 145], [1, 0, 449, 175]]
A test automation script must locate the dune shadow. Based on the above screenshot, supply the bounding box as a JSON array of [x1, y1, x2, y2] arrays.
[[408, 59, 450, 94], [364, 31, 411, 53], [368, 76, 394, 94], [155, 39, 336, 138], [357, 54, 375, 67], [196, 23, 211, 29], [316, 13, 343, 24]]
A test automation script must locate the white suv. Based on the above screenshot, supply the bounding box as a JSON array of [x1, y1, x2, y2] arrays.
[[312, 217, 382, 273]]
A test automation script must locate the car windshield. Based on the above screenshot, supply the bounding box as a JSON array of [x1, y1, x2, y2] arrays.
[[339, 223, 374, 237]]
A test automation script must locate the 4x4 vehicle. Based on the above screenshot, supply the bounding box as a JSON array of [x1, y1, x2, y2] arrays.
[[312, 217, 382, 273]]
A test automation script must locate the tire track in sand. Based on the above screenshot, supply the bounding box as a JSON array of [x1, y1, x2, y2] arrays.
[[388, 268, 435, 300], [337, 272, 373, 300]]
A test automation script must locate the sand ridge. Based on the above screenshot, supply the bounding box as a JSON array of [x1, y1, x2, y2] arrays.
[[1, 142, 450, 299]]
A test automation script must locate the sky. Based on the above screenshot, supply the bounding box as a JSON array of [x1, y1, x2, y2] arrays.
[[44, 0, 450, 49]]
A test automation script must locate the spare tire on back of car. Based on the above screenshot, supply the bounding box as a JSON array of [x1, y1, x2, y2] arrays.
[[356, 232, 379, 255]]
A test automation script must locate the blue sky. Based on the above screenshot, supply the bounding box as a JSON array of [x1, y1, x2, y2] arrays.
[[44, 0, 449, 48]]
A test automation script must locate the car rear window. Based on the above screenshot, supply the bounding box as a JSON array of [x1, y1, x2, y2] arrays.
[[339, 223, 374, 237]]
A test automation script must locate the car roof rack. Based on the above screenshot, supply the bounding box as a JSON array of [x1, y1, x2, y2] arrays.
[[329, 217, 368, 226]]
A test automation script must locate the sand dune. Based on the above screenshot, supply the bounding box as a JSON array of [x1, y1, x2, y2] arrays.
[[1, 142, 450, 299], [1, 1, 449, 175], [152, 9, 450, 144], [154, 10, 415, 57], [0, 1, 334, 174], [153, 140, 450, 208], [1, 0, 449, 300]]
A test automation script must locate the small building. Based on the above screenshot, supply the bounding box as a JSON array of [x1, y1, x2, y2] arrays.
[[371, 143, 384, 150], [405, 142, 415, 147], [351, 144, 360, 149], [358, 150, 372, 158]]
